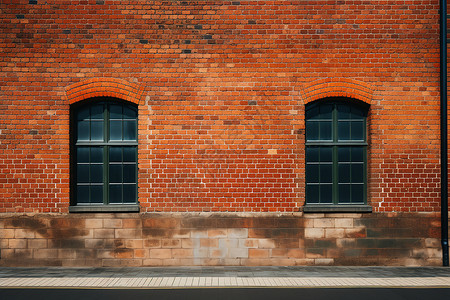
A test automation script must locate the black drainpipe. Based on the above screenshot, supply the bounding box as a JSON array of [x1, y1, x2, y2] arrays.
[[440, 0, 449, 267]]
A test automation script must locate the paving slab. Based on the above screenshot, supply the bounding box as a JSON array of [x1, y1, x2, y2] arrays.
[[1, 267, 450, 288]]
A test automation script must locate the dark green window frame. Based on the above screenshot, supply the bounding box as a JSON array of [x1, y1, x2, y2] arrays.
[[69, 98, 139, 213], [304, 99, 371, 213]]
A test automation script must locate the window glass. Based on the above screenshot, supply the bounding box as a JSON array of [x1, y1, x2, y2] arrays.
[[306, 100, 367, 206], [73, 100, 138, 206]]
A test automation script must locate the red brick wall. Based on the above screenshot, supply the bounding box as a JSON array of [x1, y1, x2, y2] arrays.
[[0, 0, 446, 214]]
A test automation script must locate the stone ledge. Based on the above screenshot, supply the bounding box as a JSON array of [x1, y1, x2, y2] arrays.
[[303, 205, 373, 213], [69, 205, 140, 213]]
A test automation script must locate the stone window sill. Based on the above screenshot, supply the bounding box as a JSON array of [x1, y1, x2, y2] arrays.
[[69, 204, 140, 213], [303, 204, 372, 213]]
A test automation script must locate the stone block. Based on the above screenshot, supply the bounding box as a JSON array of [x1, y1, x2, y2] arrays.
[[85, 239, 104, 249], [325, 228, 346, 238], [115, 229, 141, 239], [144, 239, 161, 248], [335, 218, 353, 228], [14, 229, 35, 239], [0, 229, 14, 238], [122, 219, 142, 228], [219, 238, 238, 248], [229, 248, 248, 258], [314, 258, 334, 265], [209, 248, 227, 258], [239, 239, 258, 248], [207, 229, 227, 238], [134, 249, 148, 258], [8, 239, 27, 249], [142, 259, 164, 266], [93, 228, 114, 239], [227, 228, 248, 238], [181, 238, 194, 248], [149, 249, 172, 259], [304, 228, 324, 239], [248, 248, 269, 258], [313, 218, 335, 228], [286, 249, 305, 258], [200, 238, 218, 248], [33, 249, 58, 259], [258, 238, 276, 249], [103, 219, 123, 229], [172, 248, 193, 258], [85, 219, 103, 229], [162, 239, 181, 248]]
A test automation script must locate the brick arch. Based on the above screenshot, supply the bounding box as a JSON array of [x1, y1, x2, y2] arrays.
[[65, 78, 145, 105], [299, 78, 374, 105]]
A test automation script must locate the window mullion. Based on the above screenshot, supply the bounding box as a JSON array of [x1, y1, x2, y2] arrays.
[[104, 103, 109, 205], [332, 104, 338, 204]]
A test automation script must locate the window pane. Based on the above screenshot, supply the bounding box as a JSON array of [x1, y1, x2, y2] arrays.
[[110, 120, 122, 140], [319, 185, 332, 203], [77, 106, 90, 121], [123, 184, 137, 203], [337, 104, 351, 120], [109, 147, 122, 162], [77, 186, 89, 203], [109, 164, 122, 183], [90, 104, 104, 119], [319, 104, 332, 119], [123, 147, 136, 162], [123, 106, 137, 119], [90, 185, 103, 203], [338, 164, 351, 183], [351, 164, 364, 183], [90, 164, 103, 183], [338, 184, 351, 203], [90, 147, 103, 163], [351, 121, 364, 140], [123, 120, 137, 141], [338, 121, 350, 141], [77, 165, 89, 183], [123, 165, 136, 183], [351, 184, 364, 203], [77, 120, 89, 141], [109, 104, 123, 119], [109, 185, 122, 203], [338, 147, 350, 162], [320, 164, 332, 183], [91, 121, 104, 141], [306, 106, 320, 120], [306, 164, 319, 183], [351, 147, 364, 162], [77, 147, 89, 163], [306, 121, 319, 141], [320, 121, 332, 140], [306, 185, 319, 203], [320, 147, 332, 162], [350, 105, 366, 119]]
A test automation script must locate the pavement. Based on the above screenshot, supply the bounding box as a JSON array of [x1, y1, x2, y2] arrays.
[[1, 266, 450, 289]]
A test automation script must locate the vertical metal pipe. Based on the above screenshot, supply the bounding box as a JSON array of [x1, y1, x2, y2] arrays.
[[440, 0, 449, 267]]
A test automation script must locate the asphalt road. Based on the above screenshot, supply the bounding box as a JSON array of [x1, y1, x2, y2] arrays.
[[1, 288, 450, 300]]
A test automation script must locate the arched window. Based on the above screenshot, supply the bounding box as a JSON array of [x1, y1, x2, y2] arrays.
[[304, 99, 371, 212], [70, 98, 138, 212]]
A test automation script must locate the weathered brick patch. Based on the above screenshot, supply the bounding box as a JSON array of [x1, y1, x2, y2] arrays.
[[0, 213, 443, 267]]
